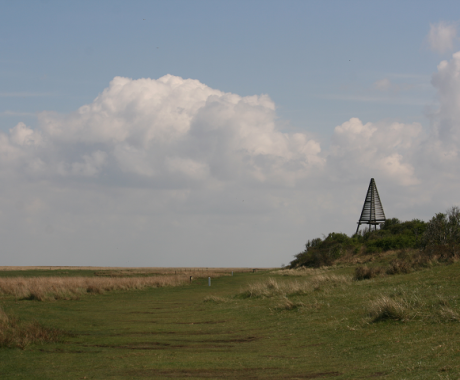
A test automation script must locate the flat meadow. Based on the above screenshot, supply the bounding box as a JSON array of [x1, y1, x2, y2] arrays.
[[0, 264, 460, 379]]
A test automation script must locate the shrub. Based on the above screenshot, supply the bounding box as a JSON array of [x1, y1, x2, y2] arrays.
[[354, 266, 384, 281], [386, 259, 412, 275], [423, 206, 460, 248], [291, 217, 429, 268], [365, 235, 416, 252], [290, 232, 361, 268]]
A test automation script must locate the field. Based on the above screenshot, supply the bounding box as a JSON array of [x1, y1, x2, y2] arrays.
[[1, 264, 460, 379]]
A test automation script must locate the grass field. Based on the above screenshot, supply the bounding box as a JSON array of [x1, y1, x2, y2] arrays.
[[1, 264, 460, 379]]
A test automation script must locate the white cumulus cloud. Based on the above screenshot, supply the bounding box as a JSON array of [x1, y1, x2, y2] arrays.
[[21, 75, 323, 187]]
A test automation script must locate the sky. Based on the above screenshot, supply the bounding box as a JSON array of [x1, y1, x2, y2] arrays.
[[2, 1, 460, 267]]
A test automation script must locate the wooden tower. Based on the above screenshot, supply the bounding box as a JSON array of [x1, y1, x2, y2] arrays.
[[356, 178, 386, 234]]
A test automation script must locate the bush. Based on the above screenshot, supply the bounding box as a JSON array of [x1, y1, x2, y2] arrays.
[[386, 259, 412, 275], [291, 232, 359, 268], [290, 206, 460, 269], [423, 206, 460, 248], [354, 266, 384, 281], [365, 235, 416, 252]]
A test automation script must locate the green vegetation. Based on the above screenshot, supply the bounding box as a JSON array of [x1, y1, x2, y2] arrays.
[[290, 206, 460, 271], [0, 265, 460, 378], [290, 219, 428, 268]]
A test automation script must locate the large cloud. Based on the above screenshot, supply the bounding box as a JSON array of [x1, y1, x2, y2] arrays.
[[3, 57, 460, 266], [3, 75, 323, 187]]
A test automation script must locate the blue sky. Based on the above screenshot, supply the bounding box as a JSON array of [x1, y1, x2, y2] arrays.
[[2, 1, 455, 134], [2, 1, 460, 267]]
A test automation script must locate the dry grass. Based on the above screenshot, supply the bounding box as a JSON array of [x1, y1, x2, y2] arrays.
[[0, 266, 255, 273], [438, 306, 460, 322], [0, 275, 188, 301], [368, 296, 410, 322], [0, 307, 64, 349], [240, 275, 351, 299], [354, 265, 385, 281], [368, 291, 460, 323], [274, 267, 331, 276], [273, 297, 304, 311]]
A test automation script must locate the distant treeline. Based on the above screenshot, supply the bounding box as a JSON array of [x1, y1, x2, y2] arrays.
[[290, 206, 460, 268]]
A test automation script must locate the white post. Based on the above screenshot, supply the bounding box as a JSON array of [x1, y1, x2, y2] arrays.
[[208, 277, 211, 286]]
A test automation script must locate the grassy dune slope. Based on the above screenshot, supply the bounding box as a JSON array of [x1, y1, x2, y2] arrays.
[[0, 266, 459, 379]]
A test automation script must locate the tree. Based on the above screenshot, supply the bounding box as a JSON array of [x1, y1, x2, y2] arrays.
[[423, 206, 460, 248]]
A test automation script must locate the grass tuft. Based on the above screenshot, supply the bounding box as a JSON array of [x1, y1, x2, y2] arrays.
[[368, 296, 409, 322], [273, 298, 304, 311]]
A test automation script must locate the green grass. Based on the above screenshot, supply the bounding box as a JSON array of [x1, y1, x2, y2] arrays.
[[1, 266, 460, 379]]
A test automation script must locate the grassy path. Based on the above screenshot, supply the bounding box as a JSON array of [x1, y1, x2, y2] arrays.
[[1, 267, 460, 379]]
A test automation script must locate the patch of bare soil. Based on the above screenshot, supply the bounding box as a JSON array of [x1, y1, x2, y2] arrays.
[[38, 348, 89, 354]]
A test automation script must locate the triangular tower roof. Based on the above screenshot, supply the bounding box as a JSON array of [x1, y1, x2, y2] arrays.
[[356, 178, 386, 234]]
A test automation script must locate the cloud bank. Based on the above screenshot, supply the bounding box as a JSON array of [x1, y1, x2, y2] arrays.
[[3, 51, 460, 266]]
